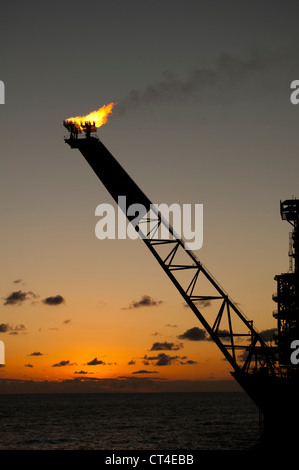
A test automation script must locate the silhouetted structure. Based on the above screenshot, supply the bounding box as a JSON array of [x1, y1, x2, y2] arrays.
[[64, 123, 299, 438], [273, 200, 299, 369]]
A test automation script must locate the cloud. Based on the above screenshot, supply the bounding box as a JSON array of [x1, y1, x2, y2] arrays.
[[206, 329, 231, 341], [74, 370, 89, 375], [24, 364, 33, 368], [13, 279, 23, 284], [28, 351, 43, 356], [152, 355, 198, 365], [123, 295, 163, 310], [155, 354, 179, 366], [3, 290, 37, 306], [87, 357, 106, 366], [38, 327, 59, 333], [0, 324, 9, 333], [63, 319, 71, 324], [260, 328, 277, 342], [0, 376, 242, 393], [143, 353, 180, 366], [178, 327, 207, 341], [178, 327, 235, 342], [128, 360, 136, 365], [183, 299, 211, 308], [42, 295, 65, 306], [150, 341, 183, 351], [52, 360, 76, 367], [132, 370, 158, 374], [0, 323, 27, 335]]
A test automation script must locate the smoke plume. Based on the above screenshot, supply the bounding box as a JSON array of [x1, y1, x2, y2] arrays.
[[115, 49, 288, 116]]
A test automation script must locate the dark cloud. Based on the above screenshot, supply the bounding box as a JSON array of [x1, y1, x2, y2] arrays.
[[143, 353, 179, 366], [143, 353, 197, 366], [183, 299, 211, 308], [150, 341, 183, 351], [179, 327, 237, 342], [3, 290, 37, 306], [87, 357, 106, 366], [132, 370, 158, 374], [0, 323, 27, 335], [63, 319, 71, 324], [52, 360, 76, 367], [260, 328, 277, 342], [0, 376, 242, 393], [206, 329, 231, 341], [24, 364, 33, 368], [128, 360, 136, 365], [178, 327, 207, 341], [28, 351, 43, 356], [13, 279, 23, 284], [124, 295, 163, 310], [0, 324, 10, 333], [155, 354, 179, 366], [42, 295, 65, 306], [74, 370, 89, 374]]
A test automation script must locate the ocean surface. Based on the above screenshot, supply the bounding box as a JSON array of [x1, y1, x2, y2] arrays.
[[0, 392, 262, 451]]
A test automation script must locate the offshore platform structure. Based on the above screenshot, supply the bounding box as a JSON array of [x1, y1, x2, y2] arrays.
[[64, 121, 299, 429], [273, 200, 299, 375]]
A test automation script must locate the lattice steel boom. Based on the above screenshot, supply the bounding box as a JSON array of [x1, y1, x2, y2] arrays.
[[64, 124, 299, 429]]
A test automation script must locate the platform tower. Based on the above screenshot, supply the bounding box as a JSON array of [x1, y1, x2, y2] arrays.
[[273, 199, 299, 375]]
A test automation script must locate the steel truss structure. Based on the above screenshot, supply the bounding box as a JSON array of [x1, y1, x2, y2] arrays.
[[64, 124, 299, 426], [64, 126, 276, 380], [133, 207, 275, 377]]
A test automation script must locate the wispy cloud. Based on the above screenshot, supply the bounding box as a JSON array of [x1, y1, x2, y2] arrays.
[[150, 341, 183, 351], [123, 295, 163, 310], [87, 357, 106, 366], [3, 290, 38, 306], [132, 370, 158, 374], [0, 323, 27, 335], [52, 360, 76, 367], [143, 353, 180, 366], [183, 299, 211, 308]]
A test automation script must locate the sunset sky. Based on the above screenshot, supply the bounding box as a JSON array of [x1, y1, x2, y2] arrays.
[[1, 1, 299, 393]]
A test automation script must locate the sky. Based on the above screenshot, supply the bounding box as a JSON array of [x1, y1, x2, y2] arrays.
[[1, 0, 299, 393]]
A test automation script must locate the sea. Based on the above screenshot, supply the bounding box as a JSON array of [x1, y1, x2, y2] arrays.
[[0, 392, 262, 452]]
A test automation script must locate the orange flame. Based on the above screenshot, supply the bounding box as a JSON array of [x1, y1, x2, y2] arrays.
[[66, 102, 116, 129]]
